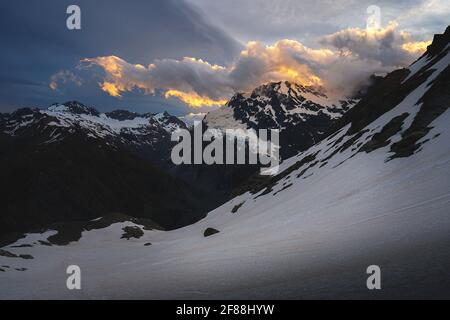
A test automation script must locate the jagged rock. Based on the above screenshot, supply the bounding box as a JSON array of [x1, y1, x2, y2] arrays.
[[0, 249, 33, 260], [231, 202, 245, 213], [204, 228, 220, 237], [121, 226, 144, 240], [0, 249, 17, 258], [19, 254, 33, 260]]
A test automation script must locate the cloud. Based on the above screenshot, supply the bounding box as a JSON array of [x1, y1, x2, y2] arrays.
[[49, 70, 82, 91], [164, 90, 228, 108], [401, 40, 432, 54], [187, 0, 441, 44], [81, 55, 233, 107], [80, 43, 330, 107], [78, 23, 431, 107], [179, 112, 207, 126], [319, 22, 420, 66], [229, 40, 333, 88], [0, 0, 241, 113], [316, 22, 432, 92]]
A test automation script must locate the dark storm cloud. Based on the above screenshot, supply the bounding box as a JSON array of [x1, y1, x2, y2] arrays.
[[0, 0, 241, 114]]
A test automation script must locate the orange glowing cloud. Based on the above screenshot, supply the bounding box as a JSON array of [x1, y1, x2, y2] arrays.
[[237, 39, 331, 87], [76, 23, 430, 107], [276, 66, 323, 86], [101, 81, 122, 97], [402, 40, 432, 54], [164, 90, 227, 108]]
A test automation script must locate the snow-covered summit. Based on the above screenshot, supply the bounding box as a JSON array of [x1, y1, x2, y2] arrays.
[[0, 101, 188, 170], [205, 80, 358, 130], [48, 101, 100, 116], [1, 101, 186, 142], [204, 81, 359, 158]]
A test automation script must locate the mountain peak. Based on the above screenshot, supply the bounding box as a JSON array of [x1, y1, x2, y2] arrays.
[[153, 111, 187, 129], [205, 80, 359, 158], [48, 101, 100, 116], [238, 81, 328, 102]]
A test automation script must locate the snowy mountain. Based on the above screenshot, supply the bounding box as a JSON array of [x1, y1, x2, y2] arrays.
[[1, 101, 186, 164], [0, 102, 214, 235], [204, 81, 359, 158], [1, 101, 194, 189], [181, 81, 361, 201], [1, 26, 450, 299]]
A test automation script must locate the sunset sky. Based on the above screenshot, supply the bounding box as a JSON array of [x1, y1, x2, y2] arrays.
[[1, 0, 449, 115]]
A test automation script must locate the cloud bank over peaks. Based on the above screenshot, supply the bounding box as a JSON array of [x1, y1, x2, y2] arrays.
[[65, 23, 430, 108], [317, 22, 432, 93], [319, 22, 429, 66]]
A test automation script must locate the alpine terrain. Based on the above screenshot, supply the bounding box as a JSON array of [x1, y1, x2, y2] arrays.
[[204, 80, 359, 158], [0, 102, 212, 234], [0, 26, 450, 299]]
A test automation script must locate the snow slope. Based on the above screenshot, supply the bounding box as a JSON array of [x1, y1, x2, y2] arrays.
[[1, 108, 449, 298]]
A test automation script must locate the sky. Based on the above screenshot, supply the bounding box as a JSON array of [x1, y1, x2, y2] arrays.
[[0, 0, 449, 115]]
